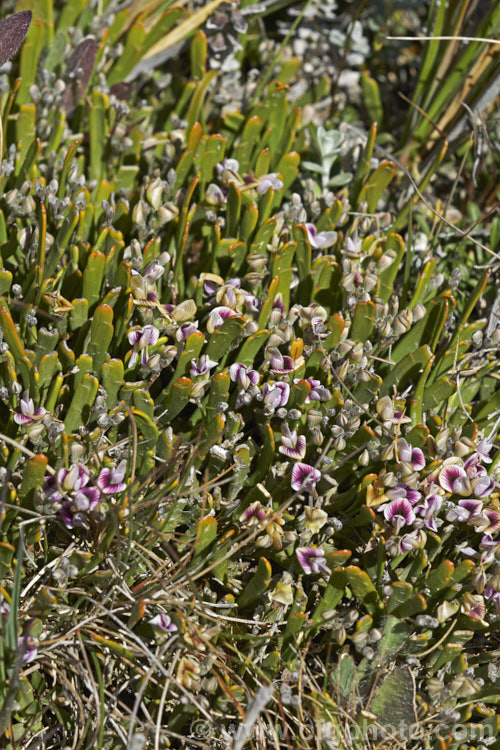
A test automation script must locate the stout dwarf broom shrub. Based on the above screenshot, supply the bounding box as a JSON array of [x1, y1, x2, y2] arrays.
[[0, 1, 499, 748]]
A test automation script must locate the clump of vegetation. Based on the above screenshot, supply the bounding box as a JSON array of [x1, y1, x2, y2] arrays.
[[0, 1, 499, 748]]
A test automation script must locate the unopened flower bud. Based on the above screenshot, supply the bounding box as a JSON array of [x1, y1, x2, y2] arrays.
[[412, 303, 426, 321], [132, 200, 147, 226], [393, 309, 412, 335], [146, 177, 163, 209]]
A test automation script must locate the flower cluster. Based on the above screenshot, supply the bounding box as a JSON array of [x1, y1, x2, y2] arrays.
[[41, 460, 128, 528], [376, 432, 499, 620]]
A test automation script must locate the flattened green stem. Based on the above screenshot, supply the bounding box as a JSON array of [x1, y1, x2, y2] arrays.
[[415, 617, 458, 657], [35, 201, 47, 305]]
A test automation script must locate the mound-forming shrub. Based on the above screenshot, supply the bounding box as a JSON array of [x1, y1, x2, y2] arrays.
[[0, 2, 499, 748]]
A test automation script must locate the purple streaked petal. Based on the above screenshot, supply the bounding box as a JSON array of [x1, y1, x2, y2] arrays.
[[206, 306, 237, 332], [309, 385, 331, 401], [279, 434, 307, 460], [462, 593, 486, 622], [240, 502, 267, 524], [475, 438, 494, 463], [268, 349, 294, 373], [256, 173, 283, 195], [472, 509, 500, 535], [20, 396, 35, 416], [296, 547, 329, 575], [149, 613, 178, 633], [480, 535, 500, 550], [415, 493, 443, 519], [459, 499, 483, 515], [97, 460, 127, 494], [176, 321, 199, 342], [143, 260, 165, 282], [43, 476, 62, 503], [14, 413, 34, 424], [485, 587, 500, 614], [393, 411, 412, 425], [439, 465, 469, 494], [423, 516, 438, 532], [190, 354, 218, 376], [384, 499, 415, 531], [128, 329, 142, 345], [386, 484, 421, 505], [304, 224, 336, 250], [291, 463, 321, 493], [410, 447, 425, 470], [446, 505, 470, 523], [472, 475, 495, 498], [18, 636, 38, 664], [141, 325, 160, 346], [59, 502, 75, 528], [263, 382, 290, 409]]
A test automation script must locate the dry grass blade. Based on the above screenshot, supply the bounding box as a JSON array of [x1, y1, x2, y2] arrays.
[[386, 35, 500, 44], [0, 10, 32, 67], [140, 0, 228, 61]]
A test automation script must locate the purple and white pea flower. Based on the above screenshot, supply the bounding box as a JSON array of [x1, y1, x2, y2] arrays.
[[485, 586, 500, 614], [472, 438, 494, 464], [383, 498, 415, 531], [396, 530, 426, 554], [206, 306, 239, 333], [60, 504, 79, 529], [128, 325, 160, 367], [59, 493, 98, 529], [256, 173, 283, 195], [97, 460, 127, 495], [14, 395, 47, 425], [414, 493, 443, 532], [149, 613, 178, 634], [43, 464, 93, 504], [216, 158, 240, 181], [291, 463, 321, 493], [446, 498, 483, 523], [239, 502, 267, 526], [229, 363, 259, 390], [439, 464, 471, 496], [469, 508, 500, 535], [263, 382, 290, 411], [279, 424, 307, 460], [311, 317, 328, 337], [471, 474, 495, 499], [305, 222, 337, 249], [293, 378, 331, 403], [18, 635, 38, 664], [296, 547, 330, 575], [190, 355, 218, 377], [397, 438, 425, 471], [345, 235, 363, 257], [268, 348, 295, 374], [386, 484, 421, 506], [142, 259, 165, 282], [176, 321, 200, 342], [461, 592, 487, 625]]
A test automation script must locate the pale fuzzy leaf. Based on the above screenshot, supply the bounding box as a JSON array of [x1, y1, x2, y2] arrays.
[[61, 36, 97, 113], [0, 10, 32, 67]]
